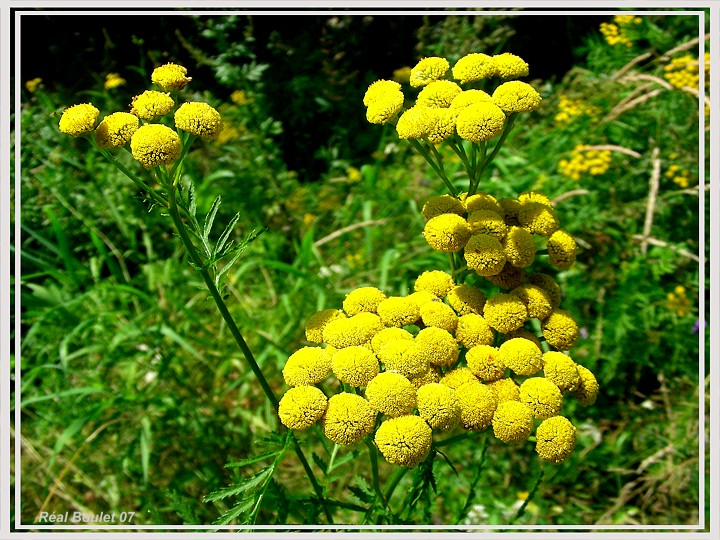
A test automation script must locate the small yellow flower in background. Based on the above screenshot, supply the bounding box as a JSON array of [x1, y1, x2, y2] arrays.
[[416, 327, 459, 367], [664, 55, 700, 90], [230, 89, 250, 106], [374, 415, 433, 467], [558, 145, 612, 180], [455, 313, 495, 349], [492, 81, 542, 113], [519, 377, 563, 419], [25, 77, 42, 93], [216, 124, 241, 145], [452, 53, 496, 84], [502, 226, 537, 268], [104, 72, 126, 90], [130, 90, 174, 121], [492, 53, 529, 80], [664, 163, 693, 189], [554, 96, 602, 125], [423, 213, 473, 253], [497, 337, 543, 376], [174, 102, 223, 141], [278, 386, 328, 430], [666, 285, 692, 317], [446, 284, 486, 315], [392, 66, 412, 84], [282, 346, 332, 386], [416, 80, 463, 108], [614, 14, 642, 26], [492, 401, 533, 444], [416, 383, 461, 430], [535, 415, 576, 463], [95, 112, 139, 148], [151, 62, 191, 91], [377, 296, 421, 328], [414, 270, 456, 298], [455, 102, 506, 143], [541, 309, 580, 351], [343, 286, 387, 316], [346, 166, 363, 183], [421, 194, 466, 220], [129, 124, 181, 168], [510, 284, 553, 320], [466, 344, 504, 382], [543, 351, 580, 393], [455, 381, 497, 431], [365, 372, 417, 417], [59, 103, 100, 136], [323, 393, 376, 445], [599, 22, 633, 47], [410, 56, 450, 87], [305, 309, 346, 343], [483, 293, 527, 333], [573, 364, 600, 406]]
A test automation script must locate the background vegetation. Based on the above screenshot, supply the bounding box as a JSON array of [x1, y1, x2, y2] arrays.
[[12, 9, 710, 530]]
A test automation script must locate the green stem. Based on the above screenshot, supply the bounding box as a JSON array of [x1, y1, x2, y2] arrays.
[[468, 142, 487, 197], [365, 438, 386, 508], [481, 113, 517, 172], [434, 429, 485, 448], [383, 466, 409, 504], [447, 137, 471, 175], [409, 139, 457, 196], [96, 147, 169, 206], [509, 466, 545, 525]]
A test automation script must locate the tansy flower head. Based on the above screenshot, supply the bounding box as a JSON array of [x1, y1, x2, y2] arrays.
[[535, 416, 576, 463], [488, 377, 520, 403], [414, 270, 456, 298], [541, 310, 579, 351], [455, 381, 498, 431], [366, 87, 404, 124], [409, 367, 441, 388], [547, 229, 578, 270], [175, 102, 223, 141], [283, 346, 332, 386], [363, 79, 402, 106], [25, 77, 42, 93], [407, 290, 437, 309], [374, 415, 432, 467], [377, 296, 421, 327], [518, 202, 559, 236], [528, 273, 562, 308], [130, 124, 181, 168], [464, 192, 504, 215], [492, 81, 542, 113], [446, 284, 487, 316], [59, 103, 100, 136], [378, 340, 429, 378], [410, 57, 450, 87], [505, 328, 542, 349], [466, 344, 504, 382], [323, 312, 384, 348], [420, 302, 458, 332], [456, 102, 506, 143], [485, 262, 527, 290], [370, 327, 414, 355], [449, 89, 493, 113], [483, 293, 528, 333], [417, 80, 462, 108], [543, 351, 580, 393], [421, 195, 465, 220], [395, 106, 428, 140], [151, 62, 191, 91], [497, 337, 543, 376], [331, 346, 380, 387], [440, 367, 478, 390], [573, 364, 599, 406], [498, 198, 523, 225], [502, 226, 537, 268], [278, 386, 328, 430], [510, 284, 553, 320], [423, 107, 457, 144], [305, 309, 346, 343], [492, 53, 529, 79], [452, 53, 496, 84], [343, 286, 387, 316], [416, 383, 461, 430], [423, 214, 472, 253], [323, 393, 376, 445], [519, 377, 563, 419], [467, 210, 508, 239], [455, 313, 495, 349], [130, 90, 174, 121], [518, 191, 553, 207], [464, 234, 506, 276], [415, 327, 459, 367], [94, 112, 139, 148], [492, 401, 533, 444], [104, 72, 127, 90], [365, 372, 417, 417]]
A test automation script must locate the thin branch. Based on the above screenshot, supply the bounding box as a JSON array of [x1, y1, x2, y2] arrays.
[[612, 51, 653, 80], [622, 74, 674, 90], [552, 189, 590, 204], [631, 234, 700, 262], [601, 88, 665, 124], [658, 34, 710, 62], [641, 147, 661, 255], [313, 219, 387, 248], [578, 145, 642, 159]]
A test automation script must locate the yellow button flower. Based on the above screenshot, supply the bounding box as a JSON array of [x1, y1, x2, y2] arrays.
[[423, 214, 472, 253], [519, 377, 563, 419], [455, 381, 497, 431], [456, 102, 506, 143], [492, 53, 529, 79], [417, 80, 462, 108], [130, 124, 182, 168], [543, 351, 580, 393], [414, 270, 456, 298], [424, 107, 457, 144], [407, 290, 437, 309], [446, 284, 486, 316], [498, 197, 523, 225], [59, 103, 100, 136], [378, 340, 429, 378], [365, 372, 417, 417], [467, 210, 507, 239], [416, 383, 461, 430], [282, 346, 332, 386], [104, 72, 127, 90], [130, 90, 174, 121], [466, 344, 504, 382], [535, 416, 576, 463], [151, 62, 192, 91], [464, 234, 506, 276], [518, 202, 559, 236], [455, 313, 495, 349], [25, 77, 42, 93], [377, 296, 421, 327], [510, 284, 553, 320], [421, 195, 466, 220], [94, 112, 139, 148], [420, 301, 458, 332], [410, 56, 450, 87], [395, 106, 428, 140], [440, 367, 478, 389], [370, 327, 414, 355], [502, 226, 536, 268], [331, 346, 380, 387], [305, 309, 346, 343], [541, 309, 580, 351], [278, 386, 328, 430], [374, 415, 432, 467], [415, 327, 459, 367], [366, 87, 404, 124], [452, 53, 496, 84], [343, 286, 387, 316], [363, 79, 402, 106], [174, 102, 223, 141], [547, 229, 578, 270], [322, 312, 383, 348], [449, 89, 493, 112], [528, 273, 562, 308], [497, 337, 543, 376], [488, 377, 520, 404], [485, 262, 527, 290], [409, 367, 441, 388], [323, 393, 376, 445], [573, 364, 599, 406], [492, 81, 542, 113], [492, 401, 533, 444], [483, 293, 528, 333]]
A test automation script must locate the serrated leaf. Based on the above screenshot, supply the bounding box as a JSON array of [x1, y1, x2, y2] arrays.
[[312, 452, 328, 474], [348, 475, 376, 504], [203, 196, 222, 242], [203, 468, 273, 503], [188, 183, 197, 218], [212, 498, 255, 526], [224, 450, 282, 469], [213, 212, 241, 258]]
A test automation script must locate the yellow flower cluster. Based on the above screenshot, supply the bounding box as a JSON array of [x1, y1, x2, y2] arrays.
[[558, 145, 612, 180], [59, 63, 223, 170], [664, 54, 700, 91], [665, 161, 692, 189], [104, 72, 127, 90], [666, 285, 692, 317], [554, 96, 601, 125], [363, 52, 541, 143], [599, 15, 640, 47]]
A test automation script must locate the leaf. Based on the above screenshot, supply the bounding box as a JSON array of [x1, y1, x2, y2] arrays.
[[188, 182, 197, 218], [203, 195, 222, 242], [312, 452, 328, 474], [140, 416, 152, 486], [212, 212, 241, 258], [203, 467, 273, 503], [348, 475, 376, 504], [224, 450, 282, 469], [211, 498, 255, 526]]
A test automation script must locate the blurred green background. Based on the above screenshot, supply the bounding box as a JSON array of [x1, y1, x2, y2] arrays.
[[12, 9, 709, 529]]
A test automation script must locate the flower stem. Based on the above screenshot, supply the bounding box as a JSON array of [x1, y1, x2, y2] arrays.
[[509, 466, 545, 524], [481, 113, 517, 172], [409, 139, 457, 196]]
